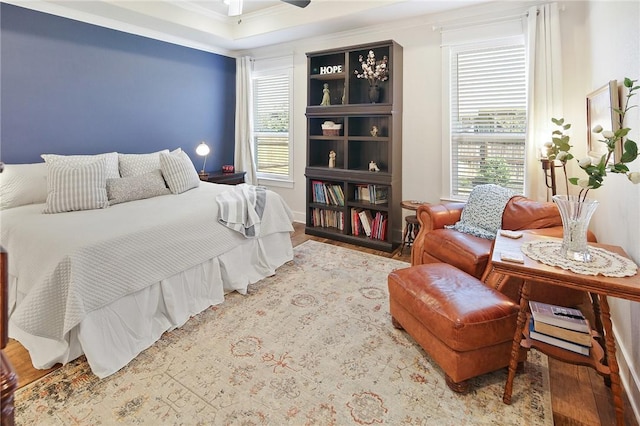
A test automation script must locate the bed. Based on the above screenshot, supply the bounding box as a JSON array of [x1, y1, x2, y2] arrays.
[[0, 152, 294, 378]]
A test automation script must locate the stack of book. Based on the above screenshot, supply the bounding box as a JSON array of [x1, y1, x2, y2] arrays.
[[354, 184, 388, 205], [370, 211, 388, 240], [311, 181, 344, 206], [528, 301, 592, 356], [350, 208, 387, 240], [310, 208, 344, 230], [368, 185, 388, 205]]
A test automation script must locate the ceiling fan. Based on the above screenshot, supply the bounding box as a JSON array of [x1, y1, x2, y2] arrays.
[[281, 0, 311, 7], [225, 0, 310, 17]]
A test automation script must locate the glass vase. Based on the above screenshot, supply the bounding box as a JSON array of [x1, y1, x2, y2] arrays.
[[552, 195, 598, 262]]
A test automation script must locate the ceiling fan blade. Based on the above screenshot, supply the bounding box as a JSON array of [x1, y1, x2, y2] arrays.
[[227, 0, 243, 16], [281, 0, 311, 8]]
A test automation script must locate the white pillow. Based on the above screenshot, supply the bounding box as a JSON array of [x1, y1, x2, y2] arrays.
[[44, 158, 109, 214], [41, 152, 120, 180], [118, 150, 170, 178], [106, 169, 171, 205], [159, 150, 200, 194], [0, 163, 48, 210]]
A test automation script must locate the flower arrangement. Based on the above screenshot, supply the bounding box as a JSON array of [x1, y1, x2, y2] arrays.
[[546, 77, 639, 202], [354, 50, 389, 86]]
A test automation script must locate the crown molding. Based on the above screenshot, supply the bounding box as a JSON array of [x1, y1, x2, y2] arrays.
[[2, 0, 236, 55]]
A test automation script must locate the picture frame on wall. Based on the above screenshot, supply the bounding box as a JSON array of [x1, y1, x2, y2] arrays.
[[587, 80, 620, 163]]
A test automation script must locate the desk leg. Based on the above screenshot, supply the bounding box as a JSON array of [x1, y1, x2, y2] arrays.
[[591, 292, 611, 387], [599, 295, 624, 425], [503, 280, 530, 404], [591, 292, 605, 338]]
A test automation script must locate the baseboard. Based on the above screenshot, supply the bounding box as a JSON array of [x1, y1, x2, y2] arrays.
[[613, 322, 640, 423]]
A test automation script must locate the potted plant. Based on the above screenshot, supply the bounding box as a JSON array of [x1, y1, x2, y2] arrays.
[[353, 50, 389, 103], [546, 77, 639, 262]]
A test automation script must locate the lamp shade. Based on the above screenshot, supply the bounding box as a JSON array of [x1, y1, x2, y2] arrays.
[[195, 141, 211, 176], [196, 142, 210, 157]]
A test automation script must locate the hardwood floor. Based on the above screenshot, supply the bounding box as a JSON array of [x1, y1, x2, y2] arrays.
[[6, 222, 638, 425]]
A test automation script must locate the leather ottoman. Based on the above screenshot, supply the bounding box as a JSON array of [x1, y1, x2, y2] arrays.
[[388, 263, 523, 393]]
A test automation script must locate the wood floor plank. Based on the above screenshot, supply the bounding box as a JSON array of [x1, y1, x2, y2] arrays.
[[549, 358, 601, 426], [5, 338, 56, 388]]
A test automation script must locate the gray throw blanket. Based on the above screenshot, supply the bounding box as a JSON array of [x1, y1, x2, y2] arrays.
[[216, 184, 267, 237], [446, 184, 516, 239]]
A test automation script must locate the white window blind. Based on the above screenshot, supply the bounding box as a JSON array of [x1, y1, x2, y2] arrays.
[[253, 66, 292, 179], [450, 42, 526, 197]]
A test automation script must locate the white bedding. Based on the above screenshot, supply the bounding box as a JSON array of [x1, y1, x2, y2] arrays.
[[1, 182, 294, 377]]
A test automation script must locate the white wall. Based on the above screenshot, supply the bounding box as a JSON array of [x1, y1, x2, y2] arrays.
[[248, 26, 446, 223], [581, 0, 640, 418], [245, 1, 545, 222], [551, 1, 640, 418], [246, 2, 640, 418]]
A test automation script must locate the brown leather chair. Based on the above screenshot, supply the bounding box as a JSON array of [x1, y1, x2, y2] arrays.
[[411, 195, 596, 306], [388, 195, 596, 392]]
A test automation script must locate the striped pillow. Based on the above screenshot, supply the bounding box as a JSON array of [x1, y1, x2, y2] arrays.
[[159, 150, 200, 194], [41, 152, 120, 180], [44, 158, 109, 214]]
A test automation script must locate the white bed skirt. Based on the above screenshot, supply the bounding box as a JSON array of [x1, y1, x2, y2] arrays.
[[10, 232, 293, 378]]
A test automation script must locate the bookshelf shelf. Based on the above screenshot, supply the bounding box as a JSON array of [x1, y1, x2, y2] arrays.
[[305, 40, 403, 252], [309, 202, 343, 209], [348, 201, 389, 211]]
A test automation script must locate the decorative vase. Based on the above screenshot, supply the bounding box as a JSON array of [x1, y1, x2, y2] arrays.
[[552, 195, 599, 262], [368, 85, 380, 103]]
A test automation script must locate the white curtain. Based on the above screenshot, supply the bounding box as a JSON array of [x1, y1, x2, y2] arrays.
[[235, 56, 257, 185], [525, 3, 563, 201]]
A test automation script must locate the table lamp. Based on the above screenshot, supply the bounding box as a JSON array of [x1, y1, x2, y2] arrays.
[[195, 141, 210, 178]]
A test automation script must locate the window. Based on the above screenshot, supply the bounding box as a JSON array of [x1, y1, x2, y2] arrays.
[[443, 28, 527, 198], [252, 57, 293, 182]]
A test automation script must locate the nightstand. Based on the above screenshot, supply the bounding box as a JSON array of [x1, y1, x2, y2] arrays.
[[200, 171, 246, 185]]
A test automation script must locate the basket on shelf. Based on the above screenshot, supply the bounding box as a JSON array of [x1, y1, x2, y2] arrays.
[[321, 121, 342, 136]]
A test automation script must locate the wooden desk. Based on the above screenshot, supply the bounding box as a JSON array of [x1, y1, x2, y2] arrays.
[[492, 232, 640, 426], [400, 200, 428, 252], [400, 200, 427, 211]]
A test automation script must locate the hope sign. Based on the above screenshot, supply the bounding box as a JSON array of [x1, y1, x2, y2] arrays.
[[320, 65, 342, 74]]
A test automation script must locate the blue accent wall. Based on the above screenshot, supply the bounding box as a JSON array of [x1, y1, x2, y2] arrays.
[[0, 3, 236, 171]]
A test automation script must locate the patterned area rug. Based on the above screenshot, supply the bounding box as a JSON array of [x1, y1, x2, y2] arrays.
[[15, 240, 552, 425]]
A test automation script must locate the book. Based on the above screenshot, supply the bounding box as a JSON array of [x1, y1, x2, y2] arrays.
[[351, 208, 362, 236], [323, 183, 336, 205], [311, 180, 326, 204], [529, 320, 589, 356], [331, 184, 345, 206], [358, 210, 374, 237], [533, 320, 592, 347], [369, 185, 388, 204], [355, 184, 370, 202], [529, 301, 589, 333]]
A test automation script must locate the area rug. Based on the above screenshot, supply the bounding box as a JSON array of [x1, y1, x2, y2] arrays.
[[15, 240, 552, 425]]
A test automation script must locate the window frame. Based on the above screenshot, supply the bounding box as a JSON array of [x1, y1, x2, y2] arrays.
[[252, 57, 294, 186], [442, 30, 527, 201]]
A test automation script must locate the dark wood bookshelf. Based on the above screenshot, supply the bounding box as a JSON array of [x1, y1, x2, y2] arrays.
[[305, 40, 403, 252]]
